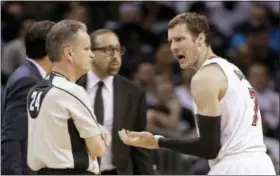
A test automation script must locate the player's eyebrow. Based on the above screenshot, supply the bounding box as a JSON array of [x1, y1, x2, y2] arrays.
[[168, 36, 185, 45]]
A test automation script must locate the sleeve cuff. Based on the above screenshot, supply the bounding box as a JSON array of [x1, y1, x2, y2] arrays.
[[154, 135, 164, 148]]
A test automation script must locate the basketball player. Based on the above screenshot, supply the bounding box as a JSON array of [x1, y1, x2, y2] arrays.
[[118, 13, 276, 175]]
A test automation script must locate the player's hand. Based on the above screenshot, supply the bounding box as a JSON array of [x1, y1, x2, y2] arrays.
[[100, 126, 111, 147], [118, 129, 159, 149]]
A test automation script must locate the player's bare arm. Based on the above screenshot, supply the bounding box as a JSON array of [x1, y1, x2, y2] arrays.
[[191, 63, 227, 116], [119, 64, 227, 159]]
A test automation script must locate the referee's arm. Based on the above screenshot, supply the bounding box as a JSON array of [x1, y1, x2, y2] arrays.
[[68, 87, 107, 157]]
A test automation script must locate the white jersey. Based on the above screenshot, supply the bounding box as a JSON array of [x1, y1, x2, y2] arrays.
[[27, 72, 101, 174], [193, 57, 267, 167]]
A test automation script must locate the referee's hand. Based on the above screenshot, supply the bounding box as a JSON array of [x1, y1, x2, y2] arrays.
[[100, 126, 111, 147]]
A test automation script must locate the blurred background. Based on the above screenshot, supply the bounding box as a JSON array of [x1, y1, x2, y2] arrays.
[[1, 1, 279, 174]]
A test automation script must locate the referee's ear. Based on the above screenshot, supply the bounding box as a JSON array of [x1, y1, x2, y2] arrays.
[[63, 46, 73, 62]]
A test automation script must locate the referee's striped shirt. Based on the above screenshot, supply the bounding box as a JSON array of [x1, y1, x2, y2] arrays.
[[27, 72, 101, 174]]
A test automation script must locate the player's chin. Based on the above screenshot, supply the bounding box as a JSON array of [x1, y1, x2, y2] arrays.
[[179, 63, 190, 69]]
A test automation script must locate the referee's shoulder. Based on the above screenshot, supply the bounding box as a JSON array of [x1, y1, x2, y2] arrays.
[[116, 75, 145, 95], [52, 78, 88, 98]]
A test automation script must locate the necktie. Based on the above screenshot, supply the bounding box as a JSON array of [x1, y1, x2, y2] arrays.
[[94, 81, 104, 170], [94, 81, 104, 125]]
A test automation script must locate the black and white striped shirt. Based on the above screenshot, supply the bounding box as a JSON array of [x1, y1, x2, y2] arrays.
[[27, 72, 101, 174]]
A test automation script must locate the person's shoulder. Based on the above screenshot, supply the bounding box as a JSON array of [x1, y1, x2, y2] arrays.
[[6, 64, 38, 88], [194, 63, 224, 84], [10, 62, 31, 77], [52, 77, 88, 98], [190, 62, 227, 98], [116, 75, 145, 93]]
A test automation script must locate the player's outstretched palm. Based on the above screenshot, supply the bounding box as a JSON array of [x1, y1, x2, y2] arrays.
[[118, 129, 159, 149]]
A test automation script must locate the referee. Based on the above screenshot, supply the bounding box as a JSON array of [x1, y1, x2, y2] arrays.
[[26, 20, 110, 175]]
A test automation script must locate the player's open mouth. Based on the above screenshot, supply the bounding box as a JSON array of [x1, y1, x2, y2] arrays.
[[178, 55, 185, 60]]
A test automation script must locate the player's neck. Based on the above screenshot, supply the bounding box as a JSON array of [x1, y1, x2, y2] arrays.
[[51, 63, 78, 82], [194, 47, 216, 71]]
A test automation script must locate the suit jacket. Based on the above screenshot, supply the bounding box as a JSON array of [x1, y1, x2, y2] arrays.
[[1, 60, 43, 175], [76, 74, 154, 175]]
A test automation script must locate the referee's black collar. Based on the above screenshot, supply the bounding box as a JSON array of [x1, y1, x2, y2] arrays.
[[47, 71, 70, 81]]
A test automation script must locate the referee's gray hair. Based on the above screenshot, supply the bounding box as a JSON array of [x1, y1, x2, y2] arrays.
[[46, 20, 87, 62]]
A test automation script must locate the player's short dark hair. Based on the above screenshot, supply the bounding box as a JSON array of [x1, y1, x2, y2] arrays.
[[25, 20, 55, 60], [90, 29, 118, 49], [46, 20, 87, 62], [168, 12, 211, 46]]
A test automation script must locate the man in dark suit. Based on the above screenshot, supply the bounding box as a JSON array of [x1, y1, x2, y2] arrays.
[[76, 29, 153, 175], [1, 21, 55, 175]]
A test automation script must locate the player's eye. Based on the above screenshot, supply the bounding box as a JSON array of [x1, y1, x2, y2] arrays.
[[175, 37, 184, 42]]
